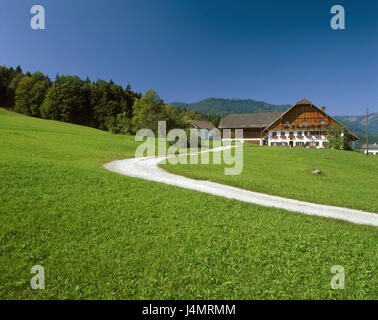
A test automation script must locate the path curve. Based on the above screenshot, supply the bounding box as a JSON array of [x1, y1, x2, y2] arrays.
[[104, 147, 378, 227]]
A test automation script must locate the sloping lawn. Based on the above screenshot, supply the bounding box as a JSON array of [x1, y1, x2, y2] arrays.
[[0, 109, 377, 299], [161, 144, 378, 212]]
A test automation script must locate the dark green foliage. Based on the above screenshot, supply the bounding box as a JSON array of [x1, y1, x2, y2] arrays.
[[110, 112, 133, 134], [15, 72, 51, 117], [0, 65, 142, 132], [89, 79, 139, 130], [41, 75, 86, 122], [14, 76, 34, 114], [0, 66, 19, 107], [325, 125, 352, 150], [0, 65, 225, 136], [132, 89, 169, 133]]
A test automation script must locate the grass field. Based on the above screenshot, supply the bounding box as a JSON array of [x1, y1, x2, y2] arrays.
[[0, 108, 377, 299], [162, 144, 378, 212]]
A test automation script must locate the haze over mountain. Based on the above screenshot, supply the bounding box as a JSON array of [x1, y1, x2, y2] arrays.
[[171, 98, 291, 115], [334, 113, 378, 143], [171, 98, 378, 143]]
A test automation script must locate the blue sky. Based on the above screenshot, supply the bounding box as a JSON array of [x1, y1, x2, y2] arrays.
[[1, 0, 377, 115]]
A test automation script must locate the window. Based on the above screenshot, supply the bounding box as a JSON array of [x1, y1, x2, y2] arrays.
[[285, 121, 289, 124], [289, 131, 294, 136], [297, 131, 302, 136], [320, 120, 325, 125], [272, 131, 277, 137], [302, 120, 307, 124], [296, 142, 304, 147], [315, 142, 320, 147]]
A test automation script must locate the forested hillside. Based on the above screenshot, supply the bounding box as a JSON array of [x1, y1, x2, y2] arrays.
[[171, 98, 290, 115], [2, 64, 376, 144], [0, 65, 219, 134], [335, 113, 378, 145]]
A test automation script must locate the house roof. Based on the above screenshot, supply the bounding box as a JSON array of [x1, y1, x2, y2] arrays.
[[362, 143, 378, 149], [295, 98, 312, 105], [218, 112, 285, 129], [264, 98, 315, 131], [190, 120, 216, 130], [264, 98, 359, 140], [217, 98, 359, 140]]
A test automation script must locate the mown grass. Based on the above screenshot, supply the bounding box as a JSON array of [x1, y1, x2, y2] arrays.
[[161, 144, 378, 212], [0, 108, 377, 299]]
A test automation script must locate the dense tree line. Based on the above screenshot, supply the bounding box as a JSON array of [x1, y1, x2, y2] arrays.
[[0, 65, 219, 134]]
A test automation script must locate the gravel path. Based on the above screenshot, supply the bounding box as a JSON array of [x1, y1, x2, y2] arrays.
[[104, 146, 378, 227]]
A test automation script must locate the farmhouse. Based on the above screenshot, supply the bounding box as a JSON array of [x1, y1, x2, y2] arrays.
[[190, 119, 217, 140], [218, 98, 358, 148]]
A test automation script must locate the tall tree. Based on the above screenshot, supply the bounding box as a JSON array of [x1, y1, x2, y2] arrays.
[[0, 66, 17, 107], [41, 75, 85, 123], [15, 72, 51, 116], [15, 76, 34, 114], [132, 89, 168, 133]]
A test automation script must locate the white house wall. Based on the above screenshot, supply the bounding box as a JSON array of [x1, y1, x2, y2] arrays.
[[268, 130, 328, 148]]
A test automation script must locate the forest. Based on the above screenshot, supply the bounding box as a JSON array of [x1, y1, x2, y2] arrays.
[[0, 65, 221, 134]]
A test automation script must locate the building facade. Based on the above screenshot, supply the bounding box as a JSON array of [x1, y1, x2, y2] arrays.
[[361, 143, 378, 155], [218, 99, 358, 148]]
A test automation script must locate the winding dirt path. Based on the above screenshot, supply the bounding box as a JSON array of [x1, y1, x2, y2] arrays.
[[103, 147, 378, 227]]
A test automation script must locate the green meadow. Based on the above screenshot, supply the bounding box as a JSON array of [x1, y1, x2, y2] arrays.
[[0, 108, 377, 299], [162, 143, 378, 213]]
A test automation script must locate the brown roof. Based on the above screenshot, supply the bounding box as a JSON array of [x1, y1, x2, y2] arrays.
[[190, 120, 216, 130], [218, 112, 285, 129], [295, 98, 313, 105]]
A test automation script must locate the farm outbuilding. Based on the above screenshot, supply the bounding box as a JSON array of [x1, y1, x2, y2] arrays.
[[189, 120, 217, 140]]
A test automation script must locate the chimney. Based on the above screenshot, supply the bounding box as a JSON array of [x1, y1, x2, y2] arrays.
[[321, 106, 326, 112]]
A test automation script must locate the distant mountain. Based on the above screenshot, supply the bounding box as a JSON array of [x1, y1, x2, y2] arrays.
[[335, 113, 378, 144], [335, 113, 378, 135], [171, 98, 291, 115]]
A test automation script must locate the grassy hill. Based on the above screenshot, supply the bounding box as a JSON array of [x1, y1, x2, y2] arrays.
[[0, 108, 377, 299], [162, 145, 378, 212], [171, 98, 290, 115]]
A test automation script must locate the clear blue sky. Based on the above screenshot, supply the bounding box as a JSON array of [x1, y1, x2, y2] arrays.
[[1, 0, 377, 115]]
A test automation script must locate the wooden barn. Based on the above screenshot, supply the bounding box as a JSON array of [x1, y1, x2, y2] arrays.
[[218, 99, 358, 148], [189, 119, 217, 140]]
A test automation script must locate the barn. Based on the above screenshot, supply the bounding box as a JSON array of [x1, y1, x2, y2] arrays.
[[189, 120, 217, 140]]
